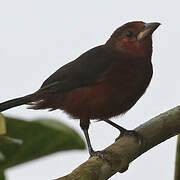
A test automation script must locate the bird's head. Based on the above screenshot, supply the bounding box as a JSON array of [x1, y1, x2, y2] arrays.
[[106, 21, 160, 58]]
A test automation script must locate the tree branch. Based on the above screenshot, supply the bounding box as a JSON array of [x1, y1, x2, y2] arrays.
[[56, 106, 180, 180]]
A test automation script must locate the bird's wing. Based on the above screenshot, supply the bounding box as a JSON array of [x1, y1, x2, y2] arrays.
[[38, 46, 120, 93]]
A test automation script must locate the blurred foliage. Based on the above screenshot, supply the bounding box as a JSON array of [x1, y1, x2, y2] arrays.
[[0, 114, 6, 135], [174, 135, 180, 180], [0, 171, 5, 180], [0, 114, 85, 179]]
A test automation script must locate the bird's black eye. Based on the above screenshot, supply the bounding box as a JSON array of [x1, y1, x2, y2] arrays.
[[126, 31, 133, 38]]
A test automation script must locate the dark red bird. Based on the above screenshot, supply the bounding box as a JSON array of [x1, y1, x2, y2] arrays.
[[0, 21, 160, 156]]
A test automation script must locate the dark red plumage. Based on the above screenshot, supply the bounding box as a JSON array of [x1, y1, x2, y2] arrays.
[[0, 21, 160, 156]]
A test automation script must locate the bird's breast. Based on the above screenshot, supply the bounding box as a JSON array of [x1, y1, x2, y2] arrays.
[[61, 61, 153, 120]]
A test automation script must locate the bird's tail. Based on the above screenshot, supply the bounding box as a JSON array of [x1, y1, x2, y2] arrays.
[[0, 94, 33, 112]]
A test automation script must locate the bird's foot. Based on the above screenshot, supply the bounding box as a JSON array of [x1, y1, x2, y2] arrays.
[[116, 130, 143, 145], [89, 149, 104, 159]]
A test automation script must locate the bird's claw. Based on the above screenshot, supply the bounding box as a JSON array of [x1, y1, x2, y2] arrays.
[[116, 130, 143, 145], [89, 150, 104, 159]]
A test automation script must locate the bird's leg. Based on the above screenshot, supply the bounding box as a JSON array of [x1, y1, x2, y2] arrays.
[[104, 119, 143, 144], [104, 119, 127, 132], [80, 119, 103, 157], [82, 128, 94, 155]]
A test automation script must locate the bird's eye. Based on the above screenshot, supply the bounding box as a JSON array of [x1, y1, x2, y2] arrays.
[[126, 31, 133, 38]]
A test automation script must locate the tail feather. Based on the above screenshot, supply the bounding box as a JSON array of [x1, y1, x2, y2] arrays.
[[0, 95, 33, 112]]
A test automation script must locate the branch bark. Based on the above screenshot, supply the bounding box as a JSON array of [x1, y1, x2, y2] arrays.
[[56, 106, 180, 180]]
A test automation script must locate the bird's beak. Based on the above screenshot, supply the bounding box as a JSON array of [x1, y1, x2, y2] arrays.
[[137, 22, 161, 41]]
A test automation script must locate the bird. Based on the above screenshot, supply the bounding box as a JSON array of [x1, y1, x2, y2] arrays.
[[0, 21, 160, 156]]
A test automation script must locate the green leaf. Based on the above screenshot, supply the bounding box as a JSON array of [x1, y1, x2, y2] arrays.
[[0, 151, 5, 161], [0, 171, 5, 180], [0, 116, 85, 171], [0, 136, 23, 145]]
